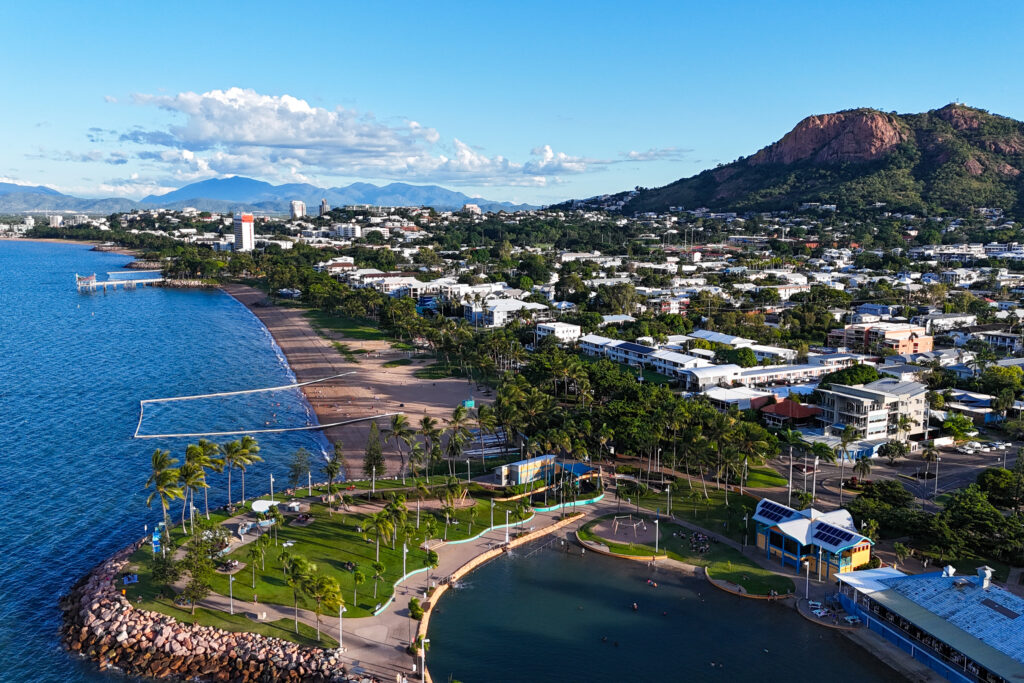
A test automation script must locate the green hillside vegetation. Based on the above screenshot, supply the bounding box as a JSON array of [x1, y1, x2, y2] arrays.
[[625, 104, 1024, 217]]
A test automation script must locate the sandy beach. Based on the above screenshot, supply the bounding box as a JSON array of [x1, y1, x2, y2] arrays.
[[222, 284, 482, 476]]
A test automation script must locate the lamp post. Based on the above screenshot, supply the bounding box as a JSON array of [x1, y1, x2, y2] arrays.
[[803, 560, 811, 599], [811, 457, 820, 502], [270, 474, 275, 503], [654, 519, 659, 554], [229, 575, 235, 615], [505, 510, 510, 544], [817, 547, 822, 582], [490, 499, 494, 529], [420, 638, 429, 681], [338, 604, 346, 652], [403, 543, 407, 577], [308, 471, 312, 497], [934, 456, 941, 496], [787, 448, 794, 507], [466, 459, 471, 482], [372, 466, 376, 494]]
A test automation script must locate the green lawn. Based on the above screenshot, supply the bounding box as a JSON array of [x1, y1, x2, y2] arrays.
[[306, 310, 387, 341], [391, 342, 416, 351], [620, 483, 759, 545], [579, 516, 794, 595], [382, 358, 413, 368], [743, 467, 788, 489], [413, 361, 466, 380], [128, 493, 524, 621]]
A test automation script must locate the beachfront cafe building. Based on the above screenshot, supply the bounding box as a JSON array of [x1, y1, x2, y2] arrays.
[[837, 566, 1024, 682], [497, 454, 593, 487], [752, 499, 872, 581]]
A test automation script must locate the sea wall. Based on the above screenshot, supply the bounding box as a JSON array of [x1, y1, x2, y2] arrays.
[[60, 541, 370, 682]]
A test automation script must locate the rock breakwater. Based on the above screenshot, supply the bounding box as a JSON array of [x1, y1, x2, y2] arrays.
[[60, 541, 374, 682]]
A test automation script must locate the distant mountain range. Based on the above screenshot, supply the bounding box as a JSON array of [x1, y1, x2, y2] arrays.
[[584, 103, 1024, 216], [0, 177, 537, 214]]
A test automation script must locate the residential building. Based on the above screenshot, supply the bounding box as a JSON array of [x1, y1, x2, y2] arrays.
[[679, 364, 742, 392], [232, 212, 255, 252], [579, 333, 615, 357], [536, 322, 582, 345], [319, 198, 330, 217], [827, 322, 933, 354], [463, 298, 548, 328], [290, 200, 306, 219], [759, 399, 822, 428], [815, 378, 928, 443], [49, 215, 64, 227], [911, 312, 978, 333], [648, 350, 710, 378], [703, 386, 775, 412]]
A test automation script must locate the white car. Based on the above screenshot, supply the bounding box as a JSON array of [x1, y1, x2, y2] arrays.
[[967, 441, 983, 450]]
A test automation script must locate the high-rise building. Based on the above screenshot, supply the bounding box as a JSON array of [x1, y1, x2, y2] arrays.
[[319, 199, 330, 217], [290, 200, 306, 219], [49, 215, 64, 228], [233, 212, 255, 252]]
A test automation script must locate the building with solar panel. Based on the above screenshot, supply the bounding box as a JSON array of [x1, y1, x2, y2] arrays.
[[752, 499, 872, 580], [837, 566, 1024, 682]]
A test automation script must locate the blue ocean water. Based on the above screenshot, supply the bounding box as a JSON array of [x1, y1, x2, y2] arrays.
[[0, 241, 328, 683]]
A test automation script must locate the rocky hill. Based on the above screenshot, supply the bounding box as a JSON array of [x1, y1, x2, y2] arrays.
[[623, 104, 1024, 216]]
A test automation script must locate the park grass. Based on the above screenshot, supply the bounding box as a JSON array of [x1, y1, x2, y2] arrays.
[[331, 341, 361, 363], [579, 516, 794, 595], [129, 492, 524, 621], [621, 484, 759, 545], [391, 342, 415, 351], [413, 362, 465, 380], [743, 467, 788, 490], [382, 358, 412, 368], [305, 310, 387, 341]]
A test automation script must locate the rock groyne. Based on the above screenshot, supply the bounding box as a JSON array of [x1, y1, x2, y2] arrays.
[[60, 542, 371, 682]]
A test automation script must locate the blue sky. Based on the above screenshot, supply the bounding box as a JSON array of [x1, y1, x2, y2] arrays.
[[2, 0, 1023, 204]]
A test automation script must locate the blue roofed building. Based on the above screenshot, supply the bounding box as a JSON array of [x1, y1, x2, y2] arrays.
[[752, 499, 872, 579], [838, 566, 1024, 682]]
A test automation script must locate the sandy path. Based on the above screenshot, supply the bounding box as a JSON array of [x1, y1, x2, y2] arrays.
[[222, 285, 480, 477]]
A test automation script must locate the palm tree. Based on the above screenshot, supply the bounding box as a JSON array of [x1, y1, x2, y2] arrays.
[[777, 428, 808, 507], [283, 555, 315, 633], [473, 404, 497, 469], [423, 516, 438, 544], [146, 472, 181, 556], [371, 561, 385, 599], [247, 543, 263, 588], [444, 406, 472, 475], [385, 413, 416, 483], [418, 416, 441, 469], [731, 423, 770, 496], [185, 440, 223, 519], [836, 426, 859, 505], [145, 449, 182, 535], [921, 445, 939, 477], [352, 570, 365, 607], [364, 511, 394, 562], [853, 456, 872, 480], [323, 447, 342, 515], [237, 435, 262, 503], [717, 448, 743, 505], [178, 461, 206, 534], [303, 573, 341, 642], [222, 440, 244, 506]]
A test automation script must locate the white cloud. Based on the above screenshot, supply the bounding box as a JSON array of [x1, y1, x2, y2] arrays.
[[115, 87, 638, 188]]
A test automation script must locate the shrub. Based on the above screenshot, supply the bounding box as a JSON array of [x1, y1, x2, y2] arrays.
[[408, 597, 424, 620]]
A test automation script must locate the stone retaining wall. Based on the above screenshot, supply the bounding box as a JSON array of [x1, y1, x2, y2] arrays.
[[60, 541, 371, 682]]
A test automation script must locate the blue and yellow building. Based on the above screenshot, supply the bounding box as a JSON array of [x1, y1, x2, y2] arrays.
[[753, 499, 872, 581]]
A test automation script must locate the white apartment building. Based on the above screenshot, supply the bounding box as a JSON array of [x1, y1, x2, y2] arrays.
[[290, 200, 306, 219], [331, 223, 362, 239], [536, 322, 582, 344], [816, 378, 928, 444], [679, 364, 743, 392], [233, 212, 255, 252], [464, 299, 548, 328], [49, 215, 64, 228], [649, 350, 711, 378]]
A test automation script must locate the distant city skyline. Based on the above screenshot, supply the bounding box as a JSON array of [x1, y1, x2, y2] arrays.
[[2, 0, 1023, 204]]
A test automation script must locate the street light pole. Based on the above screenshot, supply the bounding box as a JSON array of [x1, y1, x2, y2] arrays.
[[811, 457, 820, 502], [372, 466, 376, 494], [270, 474, 275, 503], [403, 543, 407, 577], [338, 605, 346, 652], [654, 519, 659, 554], [803, 560, 810, 599], [788, 447, 794, 507], [934, 457, 941, 496], [420, 638, 429, 681], [308, 471, 312, 497], [505, 510, 510, 544], [229, 575, 235, 615], [490, 499, 494, 529]]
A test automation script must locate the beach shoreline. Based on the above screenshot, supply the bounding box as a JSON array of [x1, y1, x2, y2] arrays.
[[220, 283, 475, 475], [1, 236, 140, 257]]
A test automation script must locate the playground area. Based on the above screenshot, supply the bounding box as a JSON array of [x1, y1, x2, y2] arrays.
[[589, 514, 659, 546]]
